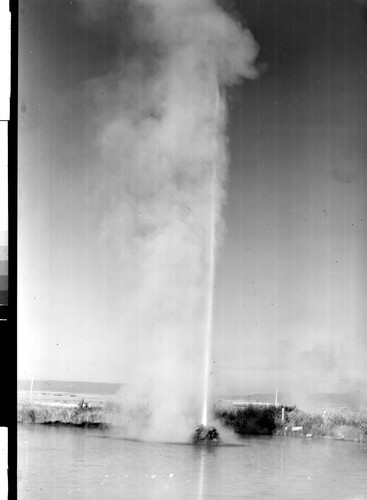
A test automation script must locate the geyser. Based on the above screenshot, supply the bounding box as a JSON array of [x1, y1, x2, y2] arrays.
[[91, 0, 259, 442]]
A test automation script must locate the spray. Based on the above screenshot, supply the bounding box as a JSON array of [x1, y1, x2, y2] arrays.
[[88, 0, 260, 442]]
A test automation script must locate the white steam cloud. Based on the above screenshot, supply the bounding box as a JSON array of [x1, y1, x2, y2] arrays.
[[87, 0, 259, 442]]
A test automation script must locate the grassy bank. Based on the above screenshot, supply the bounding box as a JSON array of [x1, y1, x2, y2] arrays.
[[214, 404, 367, 443], [214, 404, 292, 435], [277, 407, 367, 442], [17, 399, 119, 428], [18, 396, 367, 443]]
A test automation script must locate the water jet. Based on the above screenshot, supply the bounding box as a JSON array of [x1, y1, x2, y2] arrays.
[[200, 88, 221, 434]]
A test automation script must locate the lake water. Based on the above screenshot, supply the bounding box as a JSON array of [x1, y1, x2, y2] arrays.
[[18, 424, 367, 499]]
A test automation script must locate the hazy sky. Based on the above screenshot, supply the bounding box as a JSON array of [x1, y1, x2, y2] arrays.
[[18, 0, 367, 402]]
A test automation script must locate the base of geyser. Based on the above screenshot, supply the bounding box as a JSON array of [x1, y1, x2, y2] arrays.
[[192, 425, 221, 445]]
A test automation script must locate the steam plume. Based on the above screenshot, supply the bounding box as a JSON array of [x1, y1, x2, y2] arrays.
[[90, 0, 259, 442]]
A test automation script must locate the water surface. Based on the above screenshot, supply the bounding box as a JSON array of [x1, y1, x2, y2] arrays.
[[18, 424, 367, 499]]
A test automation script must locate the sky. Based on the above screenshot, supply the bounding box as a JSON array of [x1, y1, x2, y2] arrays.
[[18, 0, 367, 408]]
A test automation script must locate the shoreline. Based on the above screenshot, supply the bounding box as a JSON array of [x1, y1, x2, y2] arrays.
[[215, 404, 367, 443], [17, 394, 367, 444]]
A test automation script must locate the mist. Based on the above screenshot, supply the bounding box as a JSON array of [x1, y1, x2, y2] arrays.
[[78, 0, 259, 441]]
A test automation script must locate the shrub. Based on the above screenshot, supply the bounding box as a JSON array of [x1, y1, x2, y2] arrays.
[[215, 405, 279, 435]]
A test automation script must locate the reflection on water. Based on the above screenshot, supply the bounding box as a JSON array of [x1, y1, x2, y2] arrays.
[[18, 424, 367, 499], [198, 447, 204, 500]]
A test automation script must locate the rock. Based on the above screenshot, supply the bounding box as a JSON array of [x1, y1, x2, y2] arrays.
[[192, 425, 221, 444]]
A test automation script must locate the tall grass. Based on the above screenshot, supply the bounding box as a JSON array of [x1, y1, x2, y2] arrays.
[[17, 399, 120, 428], [278, 408, 367, 441], [215, 405, 285, 435], [215, 404, 367, 442]]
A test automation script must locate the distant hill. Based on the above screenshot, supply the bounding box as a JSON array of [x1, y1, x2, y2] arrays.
[[219, 393, 289, 405], [218, 391, 366, 410], [17, 380, 124, 395], [305, 392, 366, 411]]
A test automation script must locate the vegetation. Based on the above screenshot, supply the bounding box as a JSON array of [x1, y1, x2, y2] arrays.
[[215, 404, 293, 435], [17, 399, 121, 428], [277, 408, 367, 442], [215, 404, 367, 442], [18, 397, 367, 443]]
